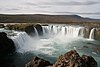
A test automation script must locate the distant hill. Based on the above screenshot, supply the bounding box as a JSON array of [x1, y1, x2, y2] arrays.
[[0, 14, 100, 23]]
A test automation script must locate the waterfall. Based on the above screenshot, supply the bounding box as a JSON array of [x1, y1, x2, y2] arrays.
[[89, 28, 95, 39], [42, 26, 46, 35], [41, 25, 84, 37], [42, 26, 50, 36], [78, 28, 85, 37], [11, 32, 41, 53], [61, 26, 66, 35], [34, 27, 39, 37], [11, 32, 31, 52], [42, 25, 72, 38], [10, 25, 85, 53], [59, 26, 83, 37], [50, 26, 58, 34]]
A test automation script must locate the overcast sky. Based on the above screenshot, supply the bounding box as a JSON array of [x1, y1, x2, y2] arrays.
[[0, 0, 100, 19]]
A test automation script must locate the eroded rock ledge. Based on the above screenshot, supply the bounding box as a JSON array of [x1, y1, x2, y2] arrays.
[[25, 50, 97, 67]]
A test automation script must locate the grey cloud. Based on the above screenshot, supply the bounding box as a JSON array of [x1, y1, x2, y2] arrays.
[[0, 8, 2, 10], [25, 1, 100, 6], [51, 11, 100, 15], [77, 12, 100, 15], [25, 2, 38, 6], [54, 1, 100, 5], [25, 2, 51, 8], [3, 8, 20, 11]]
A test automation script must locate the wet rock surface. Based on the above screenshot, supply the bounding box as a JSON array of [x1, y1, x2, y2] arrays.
[[0, 32, 16, 67], [25, 50, 97, 67], [25, 25, 36, 37], [25, 57, 52, 67], [25, 24, 43, 36], [0, 32, 15, 57], [94, 28, 100, 40], [35, 24, 43, 36], [53, 50, 97, 67]]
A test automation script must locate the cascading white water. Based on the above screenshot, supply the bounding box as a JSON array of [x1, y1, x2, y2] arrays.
[[61, 26, 66, 35], [11, 32, 54, 53], [34, 27, 39, 37], [42, 26, 50, 35], [11, 32, 32, 52], [42, 26, 46, 35], [64, 26, 82, 37], [89, 28, 95, 39], [78, 28, 85, 37], [42, 25, 84, 37], [11, 25, 85, 53], [50, 25, 58, 34]]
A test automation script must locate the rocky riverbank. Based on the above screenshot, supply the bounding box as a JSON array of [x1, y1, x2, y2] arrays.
[[25, 50, 97, 67]]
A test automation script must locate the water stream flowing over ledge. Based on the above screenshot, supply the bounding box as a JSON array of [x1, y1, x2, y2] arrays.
[[0, 24, 100, 67]]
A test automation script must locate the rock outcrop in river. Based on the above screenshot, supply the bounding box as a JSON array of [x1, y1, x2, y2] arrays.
[[25, 50, 97, 67], [25, 57, 52, 67], [35, 24, 43, 36], [25, 24, 43, 36], [25, 25, 36, 37]]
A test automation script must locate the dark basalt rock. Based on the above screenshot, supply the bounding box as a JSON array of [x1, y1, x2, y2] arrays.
[[25, 24, 43, 36], [35, 24, 43, 36], [25, 50, 97, 67], [25, 57, 52, 67], [25, 25, 36, 37], [0, 32, 15, 57], [0, 24, 5, 28], [82, 55, 97, 67], [0, 62, 16, 67], [83, 28, 91, 38]]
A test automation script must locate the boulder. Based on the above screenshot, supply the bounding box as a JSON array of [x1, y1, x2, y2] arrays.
[[25, 25, 36, 37], [25, 50, 97, 67], [25, 57, 52, 67], [0, 24, 5, 28], [53, 50, 97, 67], [0, 32, 15, 57], [82, 55, 97, 67], [83, 28, 91, 38], [53, 50, 81, 67], [35, 24, 43, 36]]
